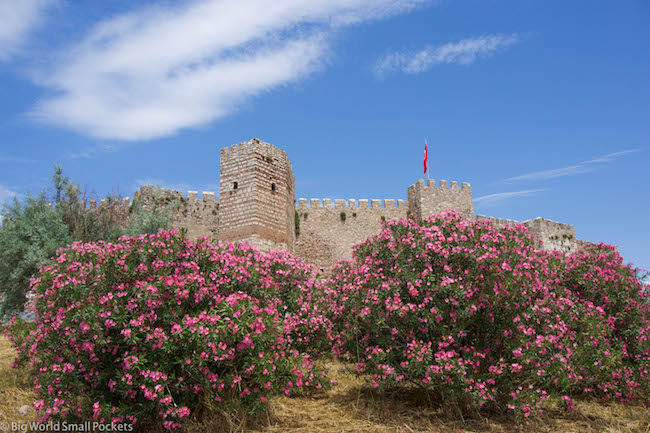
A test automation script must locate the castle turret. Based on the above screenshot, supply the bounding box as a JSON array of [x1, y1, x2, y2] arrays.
[[407, 179, 474, 221], [218, 138, 295, 252]]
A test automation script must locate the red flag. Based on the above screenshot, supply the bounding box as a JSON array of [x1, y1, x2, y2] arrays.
[[423, 140, 428, 174]]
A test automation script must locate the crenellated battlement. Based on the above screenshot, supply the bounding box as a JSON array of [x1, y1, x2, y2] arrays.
[[220, 138, 291, 164], [48, 197, 132, 210], [220, 141, 250, 159], [297, 198, 408, 209], [407, 178, 474, 221], [131, 185, 220, 241], [185, 191, 217, 202], [414, 178, 472, 191], [475, 214, 521, 228], [57, 190, 219, 211], [294, 194, 410, 271]]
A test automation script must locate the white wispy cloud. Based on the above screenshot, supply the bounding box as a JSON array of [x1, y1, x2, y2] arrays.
[[474, 189, 546, 207], [30, 0, 432, 141], [502, 164, 593, 183], [503, 148, 642, 183], [65, 142, 130, 160], [373, 33, 519, 78], [0, 0, 54, 61], [582, 148, 642, 164]]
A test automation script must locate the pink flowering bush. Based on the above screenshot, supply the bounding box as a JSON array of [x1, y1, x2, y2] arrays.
[[325, 210, 649, 416], [6, 230, 330, 429], [558, 243, 650, 401], [218, 248, 334, 356]]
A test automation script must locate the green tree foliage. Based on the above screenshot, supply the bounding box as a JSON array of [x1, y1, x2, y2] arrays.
[[0, 166, 178, 315], [52, 164, 68, 204], [56, 181, 126, 242], [0, 193, 69, 316]]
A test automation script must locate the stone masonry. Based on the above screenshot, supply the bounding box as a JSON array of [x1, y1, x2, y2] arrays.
[[218, 139, 295, 252], [104, 138, 596, 269]]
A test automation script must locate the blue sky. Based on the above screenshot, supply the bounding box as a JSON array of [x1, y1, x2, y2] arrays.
[[0, 0, 648, 272]]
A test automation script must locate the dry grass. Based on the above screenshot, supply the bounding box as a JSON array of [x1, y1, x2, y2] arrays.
[[0, 336, 647, 433], [255, 361, 650, 433], [0, 334, 39, 425]]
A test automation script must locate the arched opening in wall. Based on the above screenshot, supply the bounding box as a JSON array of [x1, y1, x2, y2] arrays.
[[233, 182, 238, 190], [271, 183, 276, 192]]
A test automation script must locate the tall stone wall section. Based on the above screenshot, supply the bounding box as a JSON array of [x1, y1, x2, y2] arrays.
[[133, 186, 220, 240], [523, 217, 577, 253], [45, 187, 221, 242], [176, 191, 219, 240], [295, 198, 408, 271], [407, 179, 474, 221], [476, 214, 580, 253], [218, 139, 295, 253]]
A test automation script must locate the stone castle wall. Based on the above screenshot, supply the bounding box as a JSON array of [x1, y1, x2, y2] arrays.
[[133, 186, 220, 240], [295, 198, 409, 271], [69, 138, 600, 267], [476, 215, 580, 253], [522, 217, 577, 253]]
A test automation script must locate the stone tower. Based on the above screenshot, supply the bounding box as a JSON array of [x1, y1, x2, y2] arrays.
[[218, 138, 296, 253], [407, 179, 474, 221]]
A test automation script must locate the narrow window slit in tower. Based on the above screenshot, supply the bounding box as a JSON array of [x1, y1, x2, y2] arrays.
[[233, 182, 238, 190], [271, 183, 276, 192]]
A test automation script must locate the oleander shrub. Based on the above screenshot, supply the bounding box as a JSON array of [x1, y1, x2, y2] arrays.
[[256, 250, 334, 356], [558, 243, 650, 401], [325, 210, 649, 416], [6, 230, 329, 430]]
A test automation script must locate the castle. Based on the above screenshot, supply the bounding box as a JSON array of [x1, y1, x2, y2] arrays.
[[93, 138, 593, 270]]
